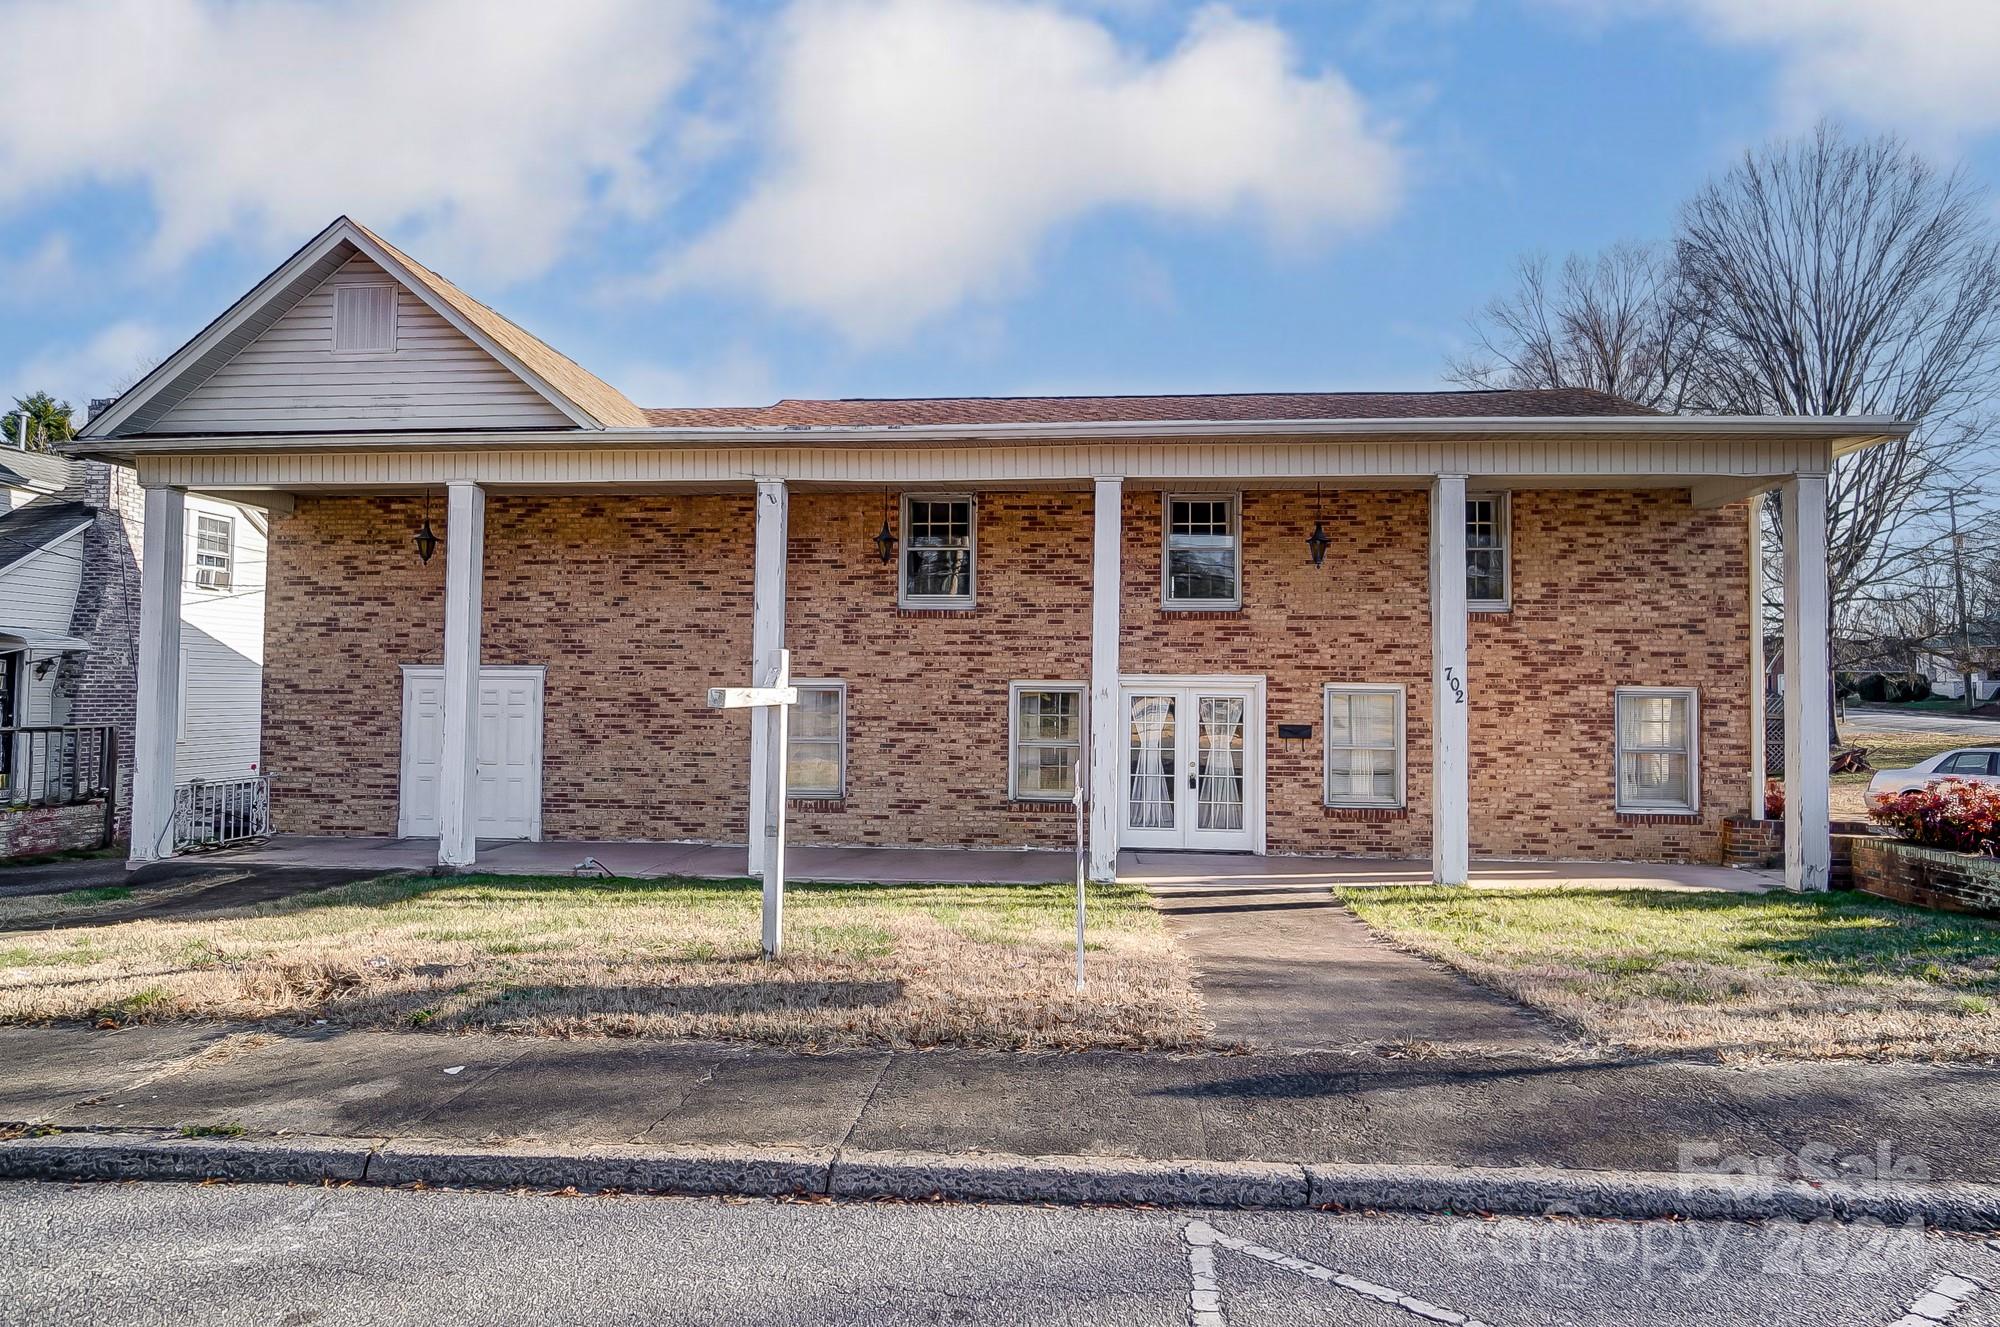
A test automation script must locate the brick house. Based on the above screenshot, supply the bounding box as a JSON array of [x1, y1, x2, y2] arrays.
[[71, 218, 1907, 890]]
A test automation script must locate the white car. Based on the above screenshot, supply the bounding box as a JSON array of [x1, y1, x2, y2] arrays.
[[1866, 747, 2000, 805]]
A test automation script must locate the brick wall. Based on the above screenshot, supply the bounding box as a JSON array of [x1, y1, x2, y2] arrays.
[[1468, 490, 1752, 862], [52, 461, 142, 840], [261, 486, 1752, 863], [1852, 837, 2000, 916], [2, 802, 111, 858]]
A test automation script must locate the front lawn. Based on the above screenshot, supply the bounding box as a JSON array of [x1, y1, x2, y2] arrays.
[[0, 873, 1203, 1051], [1335, 885, 2000, 1060]]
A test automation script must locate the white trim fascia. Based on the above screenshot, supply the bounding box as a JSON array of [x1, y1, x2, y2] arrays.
[[82, 218, 599, 439], [0, 518, 92, 576], [71, 413, 1916, 457]]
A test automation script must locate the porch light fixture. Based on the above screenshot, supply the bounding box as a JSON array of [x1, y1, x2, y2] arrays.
[[413, 491, 441, 565], [1306, 484, 1331, 569], [873, 490, 897, 563]]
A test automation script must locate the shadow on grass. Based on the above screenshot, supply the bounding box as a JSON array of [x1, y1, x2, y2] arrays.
[[425, 978, 908, 1033]]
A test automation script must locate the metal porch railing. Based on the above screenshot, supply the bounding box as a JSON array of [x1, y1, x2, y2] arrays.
[[2, 724, 117, 809], [173, 775, 272, 851]]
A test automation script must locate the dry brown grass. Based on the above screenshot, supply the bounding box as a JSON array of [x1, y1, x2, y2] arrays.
[[1335, 884, 2000, 1061], [0, 873, 1204, 1051]]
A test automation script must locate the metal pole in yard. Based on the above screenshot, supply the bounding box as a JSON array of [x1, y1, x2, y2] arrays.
[[1949, 492, 1976, 712], [1073, 755, 1086, 992]]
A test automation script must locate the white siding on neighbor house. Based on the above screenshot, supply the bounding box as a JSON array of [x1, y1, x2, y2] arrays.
[[153, 255, 569, 434], [173, 495, 266, 783], [0, 524, 85, 727]]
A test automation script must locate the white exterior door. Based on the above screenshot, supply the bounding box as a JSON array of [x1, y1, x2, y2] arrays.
[[398, 665, 544, 840], [1119, 678, 1262, 852]]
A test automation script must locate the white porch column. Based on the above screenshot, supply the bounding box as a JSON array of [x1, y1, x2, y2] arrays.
[[1429, 475, 1470, 885], [1747, 497, 1768, 818], [437, 480, 485, 870], [1782, 473, 1831, 891], [128, 484, 186, 865], [747, 479, 788, 875], [1088, 476, 1122, 883]]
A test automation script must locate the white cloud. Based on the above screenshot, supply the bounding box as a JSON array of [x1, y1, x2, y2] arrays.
[[0, 233, 75, 301], [0, 0, 710, 283], [658, 0, 1401, 342], [7, 320, 170, 415], [1555, 0, 2000, 142]]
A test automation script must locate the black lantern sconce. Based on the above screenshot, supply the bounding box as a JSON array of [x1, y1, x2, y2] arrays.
[[413, 491, 441, 565], [873, 490, 898, 563], [1305, 483, 1330, 568]]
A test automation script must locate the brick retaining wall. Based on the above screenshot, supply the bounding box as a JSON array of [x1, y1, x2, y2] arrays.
[[1850, 837, 2000, 916], [1, 802, 113, 859]]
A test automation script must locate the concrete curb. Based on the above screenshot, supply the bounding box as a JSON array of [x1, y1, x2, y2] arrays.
[[3, 1131, 1996, 1229]]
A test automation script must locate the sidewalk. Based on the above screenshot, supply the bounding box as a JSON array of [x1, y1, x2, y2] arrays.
[[5, 1023, 1998, 1223]]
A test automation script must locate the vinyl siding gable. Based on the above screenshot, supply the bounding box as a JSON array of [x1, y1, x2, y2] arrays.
[[154, 255, 571, 434]]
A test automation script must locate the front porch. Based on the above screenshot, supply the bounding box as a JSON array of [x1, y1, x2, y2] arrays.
[[203, 834, 1776, 892]]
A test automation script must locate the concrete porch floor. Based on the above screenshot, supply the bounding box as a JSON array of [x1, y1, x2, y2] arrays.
[[202, 835, 1780, 892]]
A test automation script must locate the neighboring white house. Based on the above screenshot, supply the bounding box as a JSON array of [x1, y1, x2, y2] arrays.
[[0, 447, 266, 854]]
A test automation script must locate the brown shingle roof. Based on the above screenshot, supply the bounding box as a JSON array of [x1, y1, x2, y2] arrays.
[[639, 388, 1656, 429], [350, 221, 650, 430]]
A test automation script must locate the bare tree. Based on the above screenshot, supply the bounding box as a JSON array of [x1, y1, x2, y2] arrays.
[[1452, 123, 2000, 619], [1448, 244, 1708, 410], [1677, 123, 2000, 610]]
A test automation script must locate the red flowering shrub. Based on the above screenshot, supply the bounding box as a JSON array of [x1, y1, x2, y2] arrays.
[[1867, 778, 2000, 855], [1764, 778, 1785, 819]]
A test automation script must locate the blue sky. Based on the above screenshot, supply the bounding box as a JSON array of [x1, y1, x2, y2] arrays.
[[5, 0, 2000, 417]]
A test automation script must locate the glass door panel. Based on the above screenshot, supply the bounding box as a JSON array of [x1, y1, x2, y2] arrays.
[[1194, 695, 1246, 832], [1126, 693, 1177, 831]]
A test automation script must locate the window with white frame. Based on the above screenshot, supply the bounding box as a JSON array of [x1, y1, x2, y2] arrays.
[[901, 495, 975, 606], [1324, 685, 1405, 808], [1010, 683, 1084, 801], [1164, 494, 1240, 608], [1615, 687, 1698, 813], [1466, 493, 1508, 608], [788, 682, 846, 798], [193, 514, 234, 591], [332, 283, 397, 355]]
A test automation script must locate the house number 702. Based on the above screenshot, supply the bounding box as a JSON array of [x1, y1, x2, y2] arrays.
[[1445, 667, 1465, 704]]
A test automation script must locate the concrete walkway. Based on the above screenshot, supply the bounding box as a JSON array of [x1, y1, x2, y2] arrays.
[[1133, 852, 1562, 1052], [5, 1023, 1998, 1185]]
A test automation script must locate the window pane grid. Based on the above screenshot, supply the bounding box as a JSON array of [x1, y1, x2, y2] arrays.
[[1165, 496, 1239, 606], [1012, 687, 1082, 800], [1615, 690, 1696, 812], [1465, 494, 1507, 605], [903, 496, 974, 603], [193, 515, 232, 590], [1325, 688, 1402, 807], [788, 685, 844, 797]]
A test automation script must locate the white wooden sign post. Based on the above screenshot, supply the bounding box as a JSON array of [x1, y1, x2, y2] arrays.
[[707, 649, 797, 958]]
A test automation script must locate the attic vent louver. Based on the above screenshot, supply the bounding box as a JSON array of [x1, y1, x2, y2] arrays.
[[332, 284, 397, 355]]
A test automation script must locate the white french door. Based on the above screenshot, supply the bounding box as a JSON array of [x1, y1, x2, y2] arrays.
[[1119, 677, 1263, 852]]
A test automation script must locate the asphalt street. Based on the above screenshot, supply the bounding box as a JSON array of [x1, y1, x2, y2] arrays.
[[2, 1180, 1996, 1326], [1844, 706, 2000, 738]]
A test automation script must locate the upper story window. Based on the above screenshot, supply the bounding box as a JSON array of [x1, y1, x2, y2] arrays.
[[1615, 687, 1698, 814], [1010, 683, 1084, 802], [1164, 493, 1240, 609], [1466, 493, 1509, 609], [332, 283, 398, 355], [901, 494, 975, 607], [192, 513, 234, 591], [788, 681, 846, 799]]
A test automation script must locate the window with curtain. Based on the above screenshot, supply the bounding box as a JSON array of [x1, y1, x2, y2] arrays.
[[1466, 494, 1508, 608], [193, 514, 234, 591], [788, 683, 846, 798], [1324, 685, 1405, 807], [1164, 494, 1240, 607], [1010, 684, 1083, 801], [902, 495, 975, 605], [1615, 688, 1698, 812]]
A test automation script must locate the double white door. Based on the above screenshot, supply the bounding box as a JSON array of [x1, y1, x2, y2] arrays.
[[1120, 680, 1261, 852], [398, 665, 544, 840]]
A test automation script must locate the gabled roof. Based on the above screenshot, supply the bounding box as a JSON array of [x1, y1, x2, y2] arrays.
[[0, 447, 73, 492], [81, 217, 644, 439], [640, 388, 1656, 428], [0, 499, 93, 575]]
